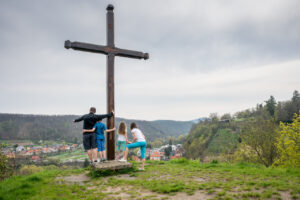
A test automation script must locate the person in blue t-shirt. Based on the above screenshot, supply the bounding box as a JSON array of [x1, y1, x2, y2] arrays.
[[83, 119, 115, 162]]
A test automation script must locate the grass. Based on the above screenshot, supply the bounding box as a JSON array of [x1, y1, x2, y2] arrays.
[[0, 159, 299, 199]]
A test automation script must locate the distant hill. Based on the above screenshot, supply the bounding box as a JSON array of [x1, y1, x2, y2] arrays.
[[0, 113, 194, 143], [191, 117, 208, 124], [183, 91, 300, 161]]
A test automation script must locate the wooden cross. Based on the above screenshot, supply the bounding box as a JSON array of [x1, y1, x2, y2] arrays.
[[64, 4, 149, 160]]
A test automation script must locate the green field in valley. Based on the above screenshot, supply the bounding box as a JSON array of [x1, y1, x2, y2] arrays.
[[48, 150, 88, 162]]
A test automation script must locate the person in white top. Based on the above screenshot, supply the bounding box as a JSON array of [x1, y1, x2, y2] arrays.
[[116, 121, 128, 159], [119, 122, 147, 170]]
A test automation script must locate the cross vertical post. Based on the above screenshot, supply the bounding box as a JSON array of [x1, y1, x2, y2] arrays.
[[106, 5, 115, 160]]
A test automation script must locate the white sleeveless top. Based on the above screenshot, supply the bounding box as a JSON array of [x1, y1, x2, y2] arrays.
[[118, 134, 126, 142], [131, 128, 146, 142]]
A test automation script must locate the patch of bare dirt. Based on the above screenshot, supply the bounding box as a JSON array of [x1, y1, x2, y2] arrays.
[[86, 185, 97, 190], [191, 176, 209, 183], [104, 186, 135, 199], [98, 186, 215, 200], [170, 191, 213, 200], [59, 173, 91, 185], [280, 191, 292, 200], [115, 174, 137, 180]]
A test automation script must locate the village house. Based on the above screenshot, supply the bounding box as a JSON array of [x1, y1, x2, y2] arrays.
[[59, 145, 70, 151], [25, 150, 34, 156], [150, 151, 161, 161], [42, 147, 52, 153], [160, 151, 166, 160], [16, 146, 26, 152], [170, 154, 183, 160], [31, 155, 40, 162], [34, 149, 41, 154]]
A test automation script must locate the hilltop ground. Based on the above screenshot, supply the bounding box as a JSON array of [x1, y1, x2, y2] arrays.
[[0, 159, 299, 200]]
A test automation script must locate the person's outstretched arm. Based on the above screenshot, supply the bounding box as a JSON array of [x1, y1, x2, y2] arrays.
[[94, 111, 114, 121], [83, 128, 96, 133], [125, 133, 130, 144], [105, 127, 116, 133], [73, 115, 85, 123]]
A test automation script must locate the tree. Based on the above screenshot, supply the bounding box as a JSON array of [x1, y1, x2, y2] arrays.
[[164, 145, 172, 159], [275, 102, 289, 122], [275, 90, 300, 122], [241, 116, 279, 167], [209, 113, 219, 122], [13, 144, 18, 151], [292, 90, 300, 103], [265, 95, 276, 117], [292, 90, 300, 115], [274, 114, 300, 168], [152, 139, 163, 148], [0, 143, 13, 180], [146, 143, 152, 149], [221, 113, 232, 121], [177, 134, 185, 144]]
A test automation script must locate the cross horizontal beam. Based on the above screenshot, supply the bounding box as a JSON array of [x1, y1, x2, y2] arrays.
[[65, 40, 149, 60]]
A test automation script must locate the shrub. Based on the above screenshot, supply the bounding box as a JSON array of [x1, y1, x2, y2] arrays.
[[274, 114, 300, 168], [241, 117, 279, 167], [169, 158, 189, 164], [0, 143, 13, 180], [18, 165, 44, 176], [233, 143, 259, 164], [210, 159, 219, 164], [43, 165, 58, 170]]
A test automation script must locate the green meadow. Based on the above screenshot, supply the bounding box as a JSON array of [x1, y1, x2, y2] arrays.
[[1, 159, 299, 200]]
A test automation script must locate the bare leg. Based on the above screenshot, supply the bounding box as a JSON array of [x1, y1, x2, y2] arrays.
[[141, 158, 145, 169], [87, 150, 93, 162], [124, 148, 129, 160], [93, 148, 98, 161], [102, 150, 106, 159]]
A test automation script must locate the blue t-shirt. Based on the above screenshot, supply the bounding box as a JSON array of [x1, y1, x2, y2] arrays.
[[94, 122, 107, 140]]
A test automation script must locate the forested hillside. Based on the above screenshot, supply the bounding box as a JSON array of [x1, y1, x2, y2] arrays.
[[0, 114, 193, 143], [184, 90, 300, 167]]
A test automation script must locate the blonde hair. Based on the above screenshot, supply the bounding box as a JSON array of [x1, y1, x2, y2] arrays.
[[118, 121, 127, 135]]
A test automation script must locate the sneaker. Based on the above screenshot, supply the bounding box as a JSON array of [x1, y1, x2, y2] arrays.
[[94, 160, 98, 163], [102, 158, 107, 162], [119, 158, 127, 162], [138, 168, 145, 171]]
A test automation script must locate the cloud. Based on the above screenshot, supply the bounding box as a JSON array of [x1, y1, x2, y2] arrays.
[[0, 0, 299, 120]]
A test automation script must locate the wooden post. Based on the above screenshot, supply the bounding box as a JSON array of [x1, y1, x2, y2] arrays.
[[106, 5, 115, 160]]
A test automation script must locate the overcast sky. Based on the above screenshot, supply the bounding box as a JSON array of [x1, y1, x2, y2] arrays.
[[0, 0, 299, 121]]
